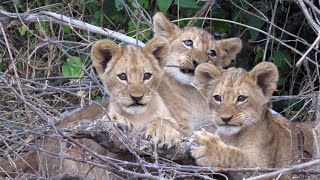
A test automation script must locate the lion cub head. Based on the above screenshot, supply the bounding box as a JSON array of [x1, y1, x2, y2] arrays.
[[153, 12, 242, 85], [195, 62, 279, 136], [91, 37, 169, 114]]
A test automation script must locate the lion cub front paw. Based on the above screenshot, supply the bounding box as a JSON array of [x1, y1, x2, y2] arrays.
[[106, 113, 133, 132], [190, 129, 222, 166], [145, 119, 181, 149]]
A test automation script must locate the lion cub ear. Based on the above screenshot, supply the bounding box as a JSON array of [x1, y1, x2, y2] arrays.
[[216, 38, 242, 67], [91, 39, 120, 75], [143, 36, 170, 69], [195, 63, 222, 94], [249, 62, 279, 98], [153, 12, 181, 41]]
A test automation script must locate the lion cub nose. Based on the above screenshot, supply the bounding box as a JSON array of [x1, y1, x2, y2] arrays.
[[221, 115, 233, 123], [130, 95, 143, 103]]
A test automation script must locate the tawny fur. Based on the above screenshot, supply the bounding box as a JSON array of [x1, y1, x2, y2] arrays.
[[190, 62, 315, 178]]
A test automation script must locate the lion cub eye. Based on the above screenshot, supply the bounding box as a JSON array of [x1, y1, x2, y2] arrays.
[[237, 95, 247, 102], [143, 73, 152, 80], [117, 73, 127, 81], [213, 95, 222, 102], [208, 50, 217, 57], [183, 40, 193, 47]]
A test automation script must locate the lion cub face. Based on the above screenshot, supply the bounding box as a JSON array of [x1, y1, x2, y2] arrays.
[[91, 37, 169, 114], [153, 12, 242, 85], [195, 62, 279, 136]]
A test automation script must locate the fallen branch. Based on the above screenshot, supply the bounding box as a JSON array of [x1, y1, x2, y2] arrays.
[[63, 119, 193, 164], [0, 10, 145, 47], [247, 159, 320, 180]]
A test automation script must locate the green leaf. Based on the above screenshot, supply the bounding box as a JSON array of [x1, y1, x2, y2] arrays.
[[115, 0, 124, 11], [138, 0, 149, 8], [0, 63, 4, 72], [174, 0, 199, 8], [248, 5, 270, 40], [62, 25, 71, 34], [157, 0, 171, 13], [255, 47, 264, 61], [62, 56, 83, 77], [93, 95, 102, 101], [18, 26, 27, 36], [248, 14, 264, 40], [212, 10, 231, 33], [128, 20, 152, 41], [40, 22, 49, 32], [271, 50, 291, 70], [92, 91, 103, 101]]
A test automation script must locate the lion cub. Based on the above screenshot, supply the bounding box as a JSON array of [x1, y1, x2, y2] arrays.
[[91, 36, 180, 148], [190, 62, 314, 173]]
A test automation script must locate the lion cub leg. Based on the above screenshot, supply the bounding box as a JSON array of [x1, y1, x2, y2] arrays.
[[145, 117, 181, 149], [190, 129, 258, 168]]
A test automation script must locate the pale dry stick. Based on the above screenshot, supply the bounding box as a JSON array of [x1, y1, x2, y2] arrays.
[[289, 98, 312, 121], [121, 0, 150, 42], [247, 159, 320, 180], [303, 0, 320, 15], [0, 72, 102, 108], [240, 0, 268, 20], [27, 40, 88, 62], [297, 0, 320, 32], [173, 17, 319, 67], [271, 94, 314, 100], [39, 10, 145, 46], [296, 32, 320, 66], [314, 52, 320, 168], [262, 0, 279, 62], [0, 10, 144, 47]]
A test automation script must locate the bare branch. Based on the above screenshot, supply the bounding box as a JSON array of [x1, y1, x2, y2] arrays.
[[64, 119, 193, 163], [247, 159, 320, 180], [0, 10, 145, 47]]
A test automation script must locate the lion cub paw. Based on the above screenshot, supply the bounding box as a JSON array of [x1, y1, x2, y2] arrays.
[[107, 113, 133, 132], [145, 119, 181, 149], [190, 129, 222, 166]]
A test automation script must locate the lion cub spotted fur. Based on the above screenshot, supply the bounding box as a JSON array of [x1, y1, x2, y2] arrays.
[[190, 62, 314, 175], [91, 37, 180, 148]]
